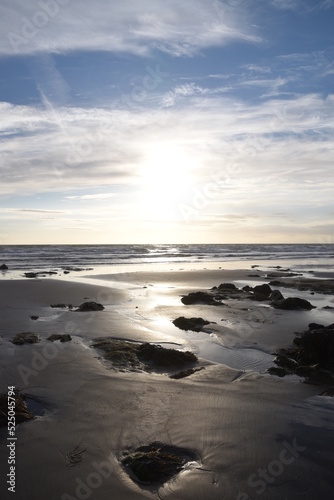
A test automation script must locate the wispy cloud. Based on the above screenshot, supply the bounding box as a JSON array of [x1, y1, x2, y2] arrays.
[[0, 93, 333, 203], [0, 0, 260, 57], [65, 193, 115, 200]]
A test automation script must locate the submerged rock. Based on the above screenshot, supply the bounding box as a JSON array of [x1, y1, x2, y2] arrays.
[[172, 316, 211, 332], [12, 332, 40, 345]]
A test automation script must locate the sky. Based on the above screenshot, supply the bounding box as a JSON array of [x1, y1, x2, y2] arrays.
[[0, 0, 333, 244]]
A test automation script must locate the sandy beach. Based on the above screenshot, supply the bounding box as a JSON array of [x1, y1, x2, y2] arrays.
[[1, 265, 334, 499]]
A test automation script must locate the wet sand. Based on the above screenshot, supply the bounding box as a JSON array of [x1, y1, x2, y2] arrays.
[[1, 266, 334, 499]]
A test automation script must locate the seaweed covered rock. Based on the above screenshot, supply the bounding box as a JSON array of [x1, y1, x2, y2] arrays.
[[273, 297, 315, 310], [91, 338, 198, 372], [181, 291, 221, 306], [137, 343, 197, 368], [172, 317, 211, 332], [12, 332, 40, 345], [0, 391, 33, 426], [121, 442, 198, 484], [76, 301, 104, 312]]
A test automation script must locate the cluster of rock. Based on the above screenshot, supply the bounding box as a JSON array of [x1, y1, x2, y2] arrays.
[[268, 323, 334, 382], [181, 282, 315, 311]]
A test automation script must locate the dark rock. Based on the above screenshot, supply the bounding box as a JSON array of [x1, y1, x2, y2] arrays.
[[181, 291, 220, 306], [0, 264, 8, 270], [308, 323, 324, 330], [242, 285, 253, 292], [172, 317, 211, 332], [25, 272, 38, 278], [92, 339, 197, 372], [30, 315, 39, 320], [218, 283, 237, 290], [137, 343, 197, 368], [0, 391, 33, 426], [121, 442, 198, 485], [253, 284, 272, 300], [267, 366, 288, 377], [63, 271, 70, 274], [12, 332, 40, 345], [295, 365, 319, 377], [274, 354, 298, 370], [269, 280, 283, 287], [50, 303, 73, 309], [273, 297, 315, 310], [76, 301, 104, 312], [323, 306, 334, 310], [48, 334, 72, 342], [270, 290, 284, 302], [272, 323, 334, 382]]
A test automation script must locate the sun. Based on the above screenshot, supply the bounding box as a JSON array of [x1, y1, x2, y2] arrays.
[[140, 143, 195, 220]]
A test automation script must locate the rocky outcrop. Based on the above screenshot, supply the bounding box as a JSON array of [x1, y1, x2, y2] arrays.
[[268, 323, 334, 382], [0, 264, 8, 270], [172, 317, 212, 332], [252, 284, 272, 300], [47, 334, 72, 342], [12, 332, 40, 345], [92, 338, 197, 372], [181, 291, 222, 305], [121, 442, 199, 485], [76, 301, 104, 312], [272, 297, 315, 310]]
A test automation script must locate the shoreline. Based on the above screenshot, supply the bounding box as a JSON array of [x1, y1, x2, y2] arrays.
[[1, 264, 334, 498]]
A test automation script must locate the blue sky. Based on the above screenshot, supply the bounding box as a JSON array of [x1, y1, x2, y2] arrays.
[[0, 0, 333, 244]]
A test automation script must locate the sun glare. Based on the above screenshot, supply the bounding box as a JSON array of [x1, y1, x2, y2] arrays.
[[141, 144, 195, 220]]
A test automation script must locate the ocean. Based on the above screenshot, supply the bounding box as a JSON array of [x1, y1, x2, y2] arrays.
[[1, 244, 334, 272]]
